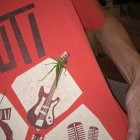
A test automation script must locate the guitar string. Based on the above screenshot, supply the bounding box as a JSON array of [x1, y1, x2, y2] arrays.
[[39, 79, 57, 120]]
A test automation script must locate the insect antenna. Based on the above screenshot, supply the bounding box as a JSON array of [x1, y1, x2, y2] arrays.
[[0, 89, 7, 104], [45, 62, 57, 65]]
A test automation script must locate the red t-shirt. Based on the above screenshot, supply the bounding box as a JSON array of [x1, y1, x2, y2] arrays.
[[72, 0, 104, 31], [0, 0, 127, 140]]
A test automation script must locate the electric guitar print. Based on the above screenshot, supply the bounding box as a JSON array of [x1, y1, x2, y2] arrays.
[[27, 52, 69, 129]]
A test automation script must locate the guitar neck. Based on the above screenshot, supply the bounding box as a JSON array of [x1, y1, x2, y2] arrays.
[[45, 78, 57, 106]]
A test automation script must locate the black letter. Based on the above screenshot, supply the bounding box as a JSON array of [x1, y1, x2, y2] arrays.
[[28, 13, 45, 58], [10, 16, 32, 64], [0, 26, 16, 73]]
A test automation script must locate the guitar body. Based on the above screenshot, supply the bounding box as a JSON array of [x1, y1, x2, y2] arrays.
[[45, 98, 59, 126], [27, 86, 60, 129]]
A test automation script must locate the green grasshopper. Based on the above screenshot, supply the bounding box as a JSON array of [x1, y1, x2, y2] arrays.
[[39, 52, 69, 86]]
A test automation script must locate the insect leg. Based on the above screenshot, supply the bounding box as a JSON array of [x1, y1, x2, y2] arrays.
[[39, 65, 56, 81], [62, 67, 67, 76], [0, 89, 7, 104]]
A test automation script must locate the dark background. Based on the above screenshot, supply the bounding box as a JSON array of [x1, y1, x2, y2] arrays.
[[99, 0, 140, 6]]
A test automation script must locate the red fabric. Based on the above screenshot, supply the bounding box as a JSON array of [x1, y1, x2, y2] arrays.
[[0, 0, 127, 140], [72, 0, 105, 31]]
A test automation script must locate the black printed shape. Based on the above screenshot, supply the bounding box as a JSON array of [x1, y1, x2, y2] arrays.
[[10, 16, 32, 64], [28, 13, 45, 58], [0, 3, 35, 23], [0, 26, 16, 73]]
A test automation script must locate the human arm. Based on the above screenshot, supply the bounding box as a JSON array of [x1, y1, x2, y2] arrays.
[[94, 9, 140, 140], [72, 0, 140, 138]]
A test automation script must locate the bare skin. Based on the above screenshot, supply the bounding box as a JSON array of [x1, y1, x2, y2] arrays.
[[95, 10, 140, 140]]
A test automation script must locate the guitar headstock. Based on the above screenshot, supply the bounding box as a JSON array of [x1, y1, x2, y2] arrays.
[[31, 133, 42, 140]]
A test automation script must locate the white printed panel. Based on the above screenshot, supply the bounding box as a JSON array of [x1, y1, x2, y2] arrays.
[[44, 104, 113, 140], [12, 58, 82, 118], [0, 94, 28, 140]]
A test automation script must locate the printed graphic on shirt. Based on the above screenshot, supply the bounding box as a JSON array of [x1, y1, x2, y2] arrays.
[[67, 122, 99, 140], [27, 52, 70, 129], [67, 122, 86, 140], [0, 94, 28, 140], [44, 104, 113, 140], [31, 133, 43, 140], [0, 3, 45, 73], [88, 126, 99, 140], [12, 55, 82, 129]]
